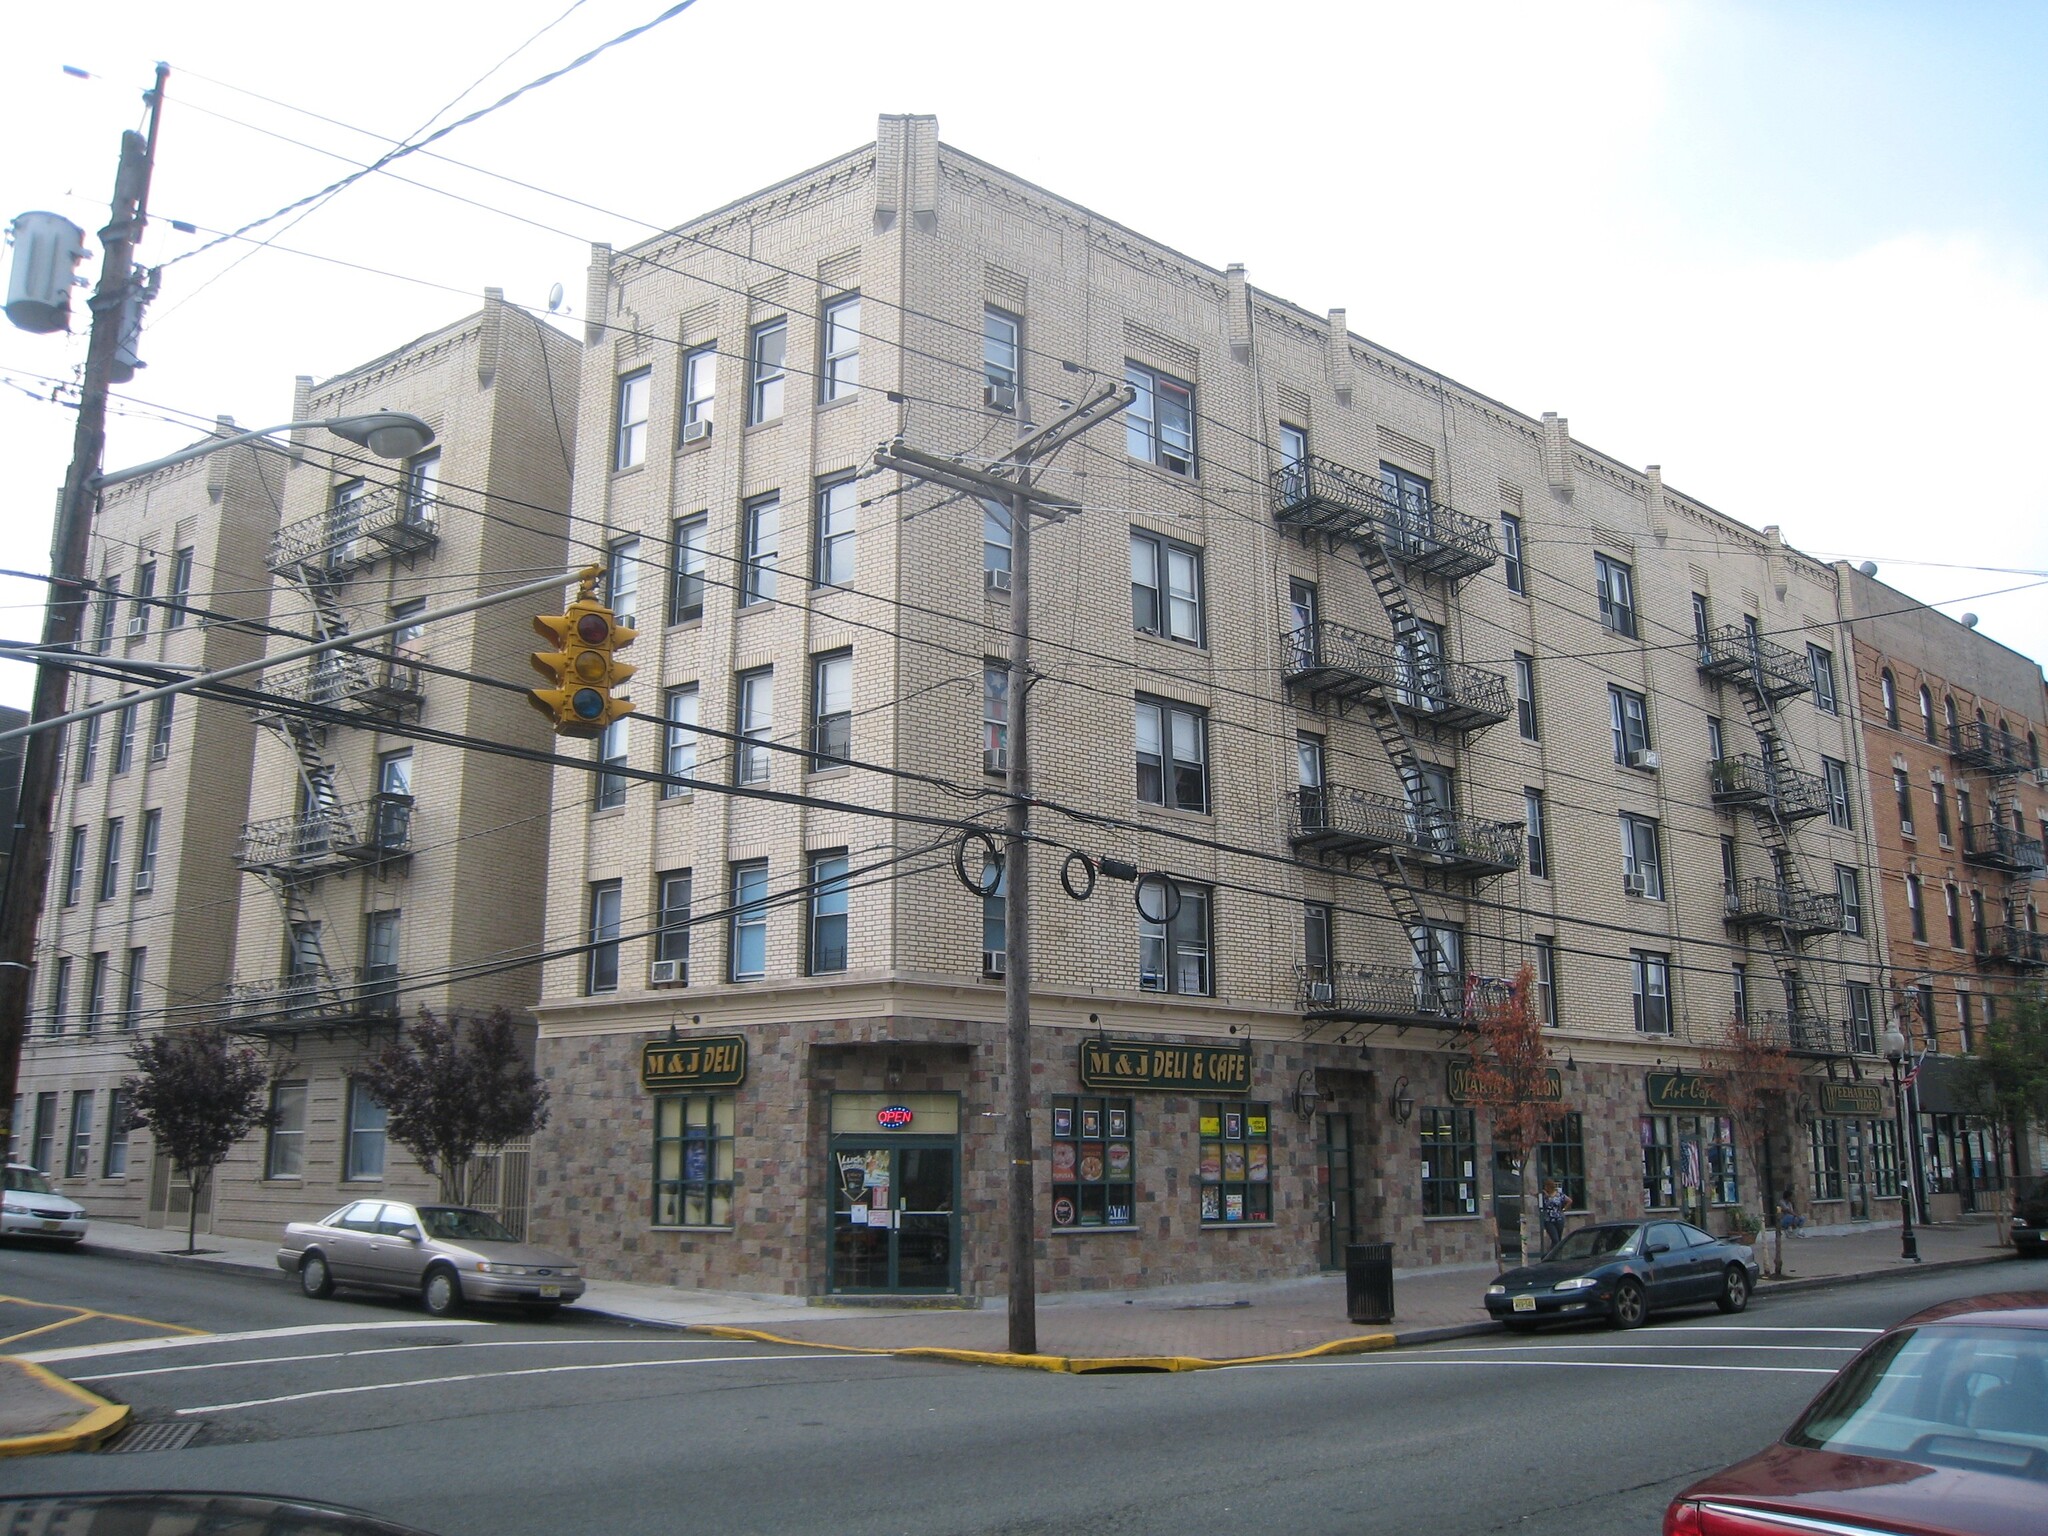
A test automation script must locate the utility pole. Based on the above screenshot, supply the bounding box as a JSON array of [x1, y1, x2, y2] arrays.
[[874, 381, 1130, 1354], [0, 70, 167, 1156]]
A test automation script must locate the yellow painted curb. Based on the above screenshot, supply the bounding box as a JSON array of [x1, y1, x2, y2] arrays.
[[683, 1324, 1396, 1374], [0, 1358, 131, 1457]]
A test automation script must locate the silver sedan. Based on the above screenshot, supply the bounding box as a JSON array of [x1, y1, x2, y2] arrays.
[[277, 1199, 585, 1317]]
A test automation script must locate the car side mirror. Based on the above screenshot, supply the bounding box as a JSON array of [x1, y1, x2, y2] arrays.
[[401, 1226, 424, 1243], [1644, 1241, 1669, 1257]]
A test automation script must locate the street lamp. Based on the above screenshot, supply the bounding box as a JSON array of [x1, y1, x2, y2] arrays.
[[92, 411, 435, 489], [1882, 1022, 1921, 1263]]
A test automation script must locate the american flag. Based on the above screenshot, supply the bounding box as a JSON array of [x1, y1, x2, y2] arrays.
[[1901, 1048, 1931, 1090], [1680, 1137, 1704, 1190]]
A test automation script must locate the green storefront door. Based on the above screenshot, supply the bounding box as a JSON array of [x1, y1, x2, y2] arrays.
[[828, 1093, 960, 1295]]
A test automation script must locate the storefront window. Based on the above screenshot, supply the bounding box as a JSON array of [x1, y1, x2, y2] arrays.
[[1533, 1112, 1587, 1210], [1050, 1095, 1135, 1228], [1199, 1100, 1271, 1223], [1809, 1117, 1844, 1202], [1641, 1113, 1737, 1212], [1868, 1120, 1900, 1197], [1420, 1107, 1477, 1217], [1702, 1116, 1739, 1206], [654, 1092, 735, 1227], [1641, 1115, 1675, 1211]]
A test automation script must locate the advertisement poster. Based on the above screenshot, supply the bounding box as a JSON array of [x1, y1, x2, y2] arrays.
[[1248, 1144, 1269, 1182], [1199, 1114, 1220, 1137], [1053, 1196, 1076, 1227], [1247, 1115, 1267, 1137], [1224, 1111, 1243, 1140], [1201, 1186, 1222, 1220], [1053, 1105, 1073, 1139], [1079, 1148, 1104, 1181], [1108, 1108, 1128, 1139], [1200, 1143, 1222, 1181], [1081, 1108, 1102, 1139], [1052, 1142, 1077, 1179], [1107, 1142, 1131, 1177], [1224, 1144, 1246, 1179], [1225, 1192, 1245, 1221]]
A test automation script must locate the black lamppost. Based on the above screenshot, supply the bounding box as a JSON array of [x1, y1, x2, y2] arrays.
[[1883, 1023, 1921, 1263]]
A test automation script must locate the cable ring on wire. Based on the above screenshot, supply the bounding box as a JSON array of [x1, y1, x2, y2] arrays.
[[1060, 851, 1096, 902], [1133, 871, 1182, 925], [952, 827, 1003, 897]]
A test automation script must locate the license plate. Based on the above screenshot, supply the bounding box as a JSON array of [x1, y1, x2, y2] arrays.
[[39, 1220, 64, 1231], [538, 1285, 561, 1298], [1512, 1294, 1536, 1312]]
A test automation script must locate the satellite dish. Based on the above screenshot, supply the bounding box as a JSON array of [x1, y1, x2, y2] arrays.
[[547, 282, 564, 313], [1961, 613, 1980, 629], [1857, 561, 1877, 577]]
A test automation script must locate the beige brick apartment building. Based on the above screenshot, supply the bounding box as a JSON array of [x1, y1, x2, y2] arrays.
[[528, 116, 1891, 1299]]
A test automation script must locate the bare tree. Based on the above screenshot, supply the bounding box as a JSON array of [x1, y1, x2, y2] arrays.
[[123, 1027, 275, 1254], [1698, 1016, 1805, 1274], [358, 1008, 549, 1205], [1460, 968, 1566, 1263]]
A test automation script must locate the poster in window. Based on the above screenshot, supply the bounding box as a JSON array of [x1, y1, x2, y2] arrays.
[[1225, 1143, 1247, 1179], [1248, 1144, 1269, 1182], [1247, 1114, 1267, 1137], [1106, 1141, 1131, 1178], [1052, 1141, 1076, 1179], [1201, 1185, 1221, 1221], [1107, 1199, 1132, 1225], [1053, 1105, 1073, 1139], [1108, 1108, 1128, 1139], [1199, 1113, 1220, 1137], [1224, 1110, 1243, 1140], [1225, 1192, 1245, 1222], [1081, 1107, 1102, 1139], [683, 1142, 709, 1182], [1079, 1147, 1104, 1182], [1200, 1142, 1221, 1181], [1053, 1196, 1076, 1227]]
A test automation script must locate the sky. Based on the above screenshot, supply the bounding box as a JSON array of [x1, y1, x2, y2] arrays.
[[2, 0, 2044, 708]]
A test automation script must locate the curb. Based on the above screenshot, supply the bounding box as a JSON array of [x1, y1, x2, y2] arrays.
[[76, 1242, 280, 1285], [0, 1359, 130, 1458], [683, 1322, 1398, 1373], [1754, 1250, 2014, 1298]]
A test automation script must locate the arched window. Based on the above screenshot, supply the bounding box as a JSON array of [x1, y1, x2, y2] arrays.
[[1999, 718, 2014, 756], [2030, 731, 2040, 769], [1944, 696, 1958, 742], [1918, 687, 1934, 743], [1881, 670, 1898, 729]]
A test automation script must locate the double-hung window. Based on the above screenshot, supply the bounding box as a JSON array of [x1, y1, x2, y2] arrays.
[[730, 861, 769, 981], [815, 475, 856, 588], [1905, 874, 1925, 942], [1631, 951, 1672, 1034], [103, 1087, 130, 1176], [983, 306, 1020, 408], [662, 685, 698, 796], [614, 368, 651, 470], [1124, 361, 1195, 475], [99, 819, 123, 901], [1129, 530, 1203, 644], [135, 809, 159, 892], [741, 493, 779, 605], [1845, 983, 1876, 1054], [113, 702, 136, 774], [66, 1092, 93, 1177], [1135, 697, 1208, 813], [94, 577, 119, 653], [61, 827, 85, 906], [807, 851, 849, 974], [735, 668, 773, 785], [266, 1081, 307, 1178], [1138, 881, 1212, 995], [748, 319, 786, 424], [1808, 645, 1838, 712], [82, 953, 107, 1033], [680, 345, 716, 439], [606, 538, 640, 630], [131, 561, 155, 638], [811, 652, 852, 768], [1596, 553, 1637, 638], [46, 957, 70, 1036], [166, 547, 193, 627], [1620, 813, 1663, 899], [1933, 781, 1952, 843], [655, 871, 692, 973], [1895, 769, 1914, 834], [1524, 789, 1549, 879], [1919, 687, 1935, 742], [1946, 883, 1964, 948], [587, 880, 621, 994], [363, 913, 399, 1013], [1501, 512, 1526, 595], [150, 696, 173, 760], [1278, 424, 1308, 503], [819, 295, 860, 401], [1823, 757, 1853, 827], [1532, 937, 1558, 1026], [1837, 866, 1864, 936], [596, 719, 629, 811], [1514, 653, 1538, 740], [77, 716, 98, 783], [346, 1083, 386, 1180], [669, 514, 707, 624], [981, 499, 1013, 589], [1414, 923, 1463, 1013], [1610, 686, 1652, 766]]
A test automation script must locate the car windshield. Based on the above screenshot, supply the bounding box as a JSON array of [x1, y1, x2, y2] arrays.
[[4, 1167, 55, 1195], [1789, 1325, 2048, 1481], [418, 1207, 518, 1243], [1547, 1226, 1639, 1262]]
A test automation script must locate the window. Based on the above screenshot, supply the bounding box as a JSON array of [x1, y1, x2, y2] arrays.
[[1380, 464, 1434, 551], [1895, 768, 1914, 834], [1918, 686, 1935, 743], [66, 1092, 93, 1178], [1640, 1118, 1678, 1209], [1809, 1119, 1844, 1202], [362, 912, 399, 1013], [1421, 1107, 1478, 1217], [741, 493, 779, 605], [81, 953, 106, 1032], [1846, 982, 1876, 1054], [1943, 695, 1958, 740], [166, 547, 193, 626], [1051, 1096, 1136, 1227], [1808, 645, 1837, 712], [1514, 653, 1538, 740], [1534, 1112, 1587, 1211], [1880, 670, 1899, 729], [807, 851, 849, 974], [1732, 963, 1750, 1023], [654, 1093, 735, 1227], [150, 696, 173, 759], [1138, 881, 1212, 995], [98, 819, 123, 901], [1837, 866, 1863, 936], [61, 827, 84, 906], [655, 871, 692, 970], [1905, 874, 1925, 942], [1957, 990, 1974, 1054], [1707, 716, 1725, 762], [345, 1082, 387, 1180], [266, 1081, 307, 1178], [810, 651, 852, 769], [131, 560, 156, 638], [375, 750, 412, 850], [605, 538, 640, 631], [1414, 922, 1463, 1013], [1917, 983, 1937, 1046], [730, 861, 768, 981], [981, 499, 1012, 586], [1946, 884, 1964, 948], [76, 716, 98, 782], [815, 475, 857, 588], [1610, 686, 1652, 765], [669, 515, 707, 624], [44, 956, 69, 1036], [31, 1094, 55, 1173], [122, 946, 146, 1028], [1596, 553, 1637, 638], [983, 306, 1020, 405], [103, 1088, 129, 1177], [1823, 757, 1852, 828], [735, 668, 773, 784], [403, 449, 440, 522], [596, 718, 629, 811], [680, 344, 716, 437], [1692, 593, 1711, 659], [1124, 361, 1195, 475], [982, 859, 1007, 975], [1631, 951, 1671, 1034], [1199, 1101, 1271, 1223], [1501, 512, 1525, 595], [1933, 781, 1952, 843], [1129, 529, 1204, 644], [1397, 620, 1445, 711], [614, 367, 651, 470], [112, 701, 136, 774], [1533, 937, 1558, 1026], [587, 880, 622, 994], [819, 294, 860, 401], [1304, 901, 1331, 984], [94, 576, 119, 653], [983, 663, 1008, 772], [662, 685, 698, 796], [1620, 814, 1663, 899], [748, 318, 786, 424], [1524, 789, 1548, 878], [1970, 889, 1987, 952], [1278, 424, 1308, 502], [1135, 697, 1208, 813]]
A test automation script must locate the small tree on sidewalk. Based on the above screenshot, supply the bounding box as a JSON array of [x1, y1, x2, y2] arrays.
[[1460, 967, 1567, 1265], [1952, 988, 2048, 1241], [123, 1026, 275, 1254], [358, 1007, 549, 1206], [1698, 1015, 1805, 1275]]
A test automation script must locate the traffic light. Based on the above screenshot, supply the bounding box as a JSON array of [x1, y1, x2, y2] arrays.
[[529, 596, 636, 737]]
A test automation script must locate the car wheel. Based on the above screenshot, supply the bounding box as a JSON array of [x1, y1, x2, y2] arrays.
[[1609, 1278, 1647, 1330], [1716, 1264, 1750, 1314], [421, 1266, 462, 1317], [299, 1252, 334, 1299]]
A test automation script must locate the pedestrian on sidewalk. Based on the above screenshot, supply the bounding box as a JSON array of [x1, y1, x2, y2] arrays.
[[1538, 1179, 1571, 1253], [1777, 1189, 1806, 1239]]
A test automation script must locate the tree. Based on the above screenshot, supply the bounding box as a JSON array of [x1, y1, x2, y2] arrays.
[[1697, 1016, 1806, 1274], [123, 1026, 274, 1254], [1952, 987, 2048, 1238], [1460, 968, 1567, 1264], [358, 1007, 549, 1204]]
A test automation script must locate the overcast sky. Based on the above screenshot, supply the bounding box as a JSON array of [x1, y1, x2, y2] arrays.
[[3, 0, 2043, 709]]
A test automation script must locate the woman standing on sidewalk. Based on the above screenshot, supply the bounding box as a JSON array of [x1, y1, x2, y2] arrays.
[[1538, 1180, 1571, 1253]]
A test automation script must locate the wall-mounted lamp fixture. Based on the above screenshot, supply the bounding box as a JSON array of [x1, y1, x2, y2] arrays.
[[1294, 1068, 1324, 1124], [1389, 1074, 1414, 1125]]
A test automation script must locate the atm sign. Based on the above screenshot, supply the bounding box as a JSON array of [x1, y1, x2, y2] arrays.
[[876, 1105, 915, 1130]]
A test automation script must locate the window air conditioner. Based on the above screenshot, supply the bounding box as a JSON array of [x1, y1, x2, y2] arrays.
[[984, 567, 1013, 594], [126, 614, 148, 638], [132, 870, 153, 893], [1624, 872, 1649, 897], [1628, 749, 1660, 770], [649, 959, 686, 986], [982, 949, 1006, 977], [1901, 821, 1916, 838], [1306, 980, 1335, 1004], [984, 746, 1009, 775], [149, 741, 170, 762], [984, 383, 1018, 413], [681, 419, 712, 444]]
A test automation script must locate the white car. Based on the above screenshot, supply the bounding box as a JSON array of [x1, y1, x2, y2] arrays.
[[2, 1164, 87, 1244]]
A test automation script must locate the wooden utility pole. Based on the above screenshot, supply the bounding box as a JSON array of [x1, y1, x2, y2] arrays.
[[873, 381, 1130, 1354], [0, 70, 166, 1154]]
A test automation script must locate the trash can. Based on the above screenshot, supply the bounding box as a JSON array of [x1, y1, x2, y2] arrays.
[[1344, 1241, 1395, 1324]]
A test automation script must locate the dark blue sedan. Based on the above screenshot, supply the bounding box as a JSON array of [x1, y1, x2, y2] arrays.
[[1484, 1219, 1760, 1331]]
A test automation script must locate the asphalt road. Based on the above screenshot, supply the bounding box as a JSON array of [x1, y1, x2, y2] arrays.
[[1, 1242, 2035, 1535]]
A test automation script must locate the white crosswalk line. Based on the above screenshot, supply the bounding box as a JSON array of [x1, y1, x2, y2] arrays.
[[76, 1336, 746, 1382], [1245, 1357, 1837, 1376], [22, 1319, 492, 1365]]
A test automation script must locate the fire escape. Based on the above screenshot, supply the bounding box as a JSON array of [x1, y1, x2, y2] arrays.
[[227, 475, 435, 1037], [1698, 623, 1846, 1058], [1273, 456, 1520, 1032], [1953, 719, 2046, 976]]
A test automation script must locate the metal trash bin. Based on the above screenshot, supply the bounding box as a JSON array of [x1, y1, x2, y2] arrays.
[[1344, 1241, 1395, 1324]]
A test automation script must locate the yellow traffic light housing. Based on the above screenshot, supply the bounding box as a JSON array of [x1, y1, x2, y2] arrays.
[[529, 581, 636, 738]]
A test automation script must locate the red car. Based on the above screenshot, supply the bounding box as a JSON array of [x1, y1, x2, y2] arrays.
[[1665, 1293, 2048, 1536]]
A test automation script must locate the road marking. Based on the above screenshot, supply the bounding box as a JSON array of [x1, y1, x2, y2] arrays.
[[23, 1319, 492, 1365], [1247, 1357, 1837, 1377], [77, 1336, 763, 1382], [1631, 1325, 1882, 1335], [1431, 1341, 1859, 1356], [174, 1352, 896, 1415], [0, 1293, 209, 1351]]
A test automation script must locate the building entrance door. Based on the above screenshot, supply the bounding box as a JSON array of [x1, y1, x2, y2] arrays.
[[1321, 1112, 1356, 1270], [1492, 1150, 1524, 1264], [1844, 1120, 1869, 1221], [828, 1143, 958, 1293]]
